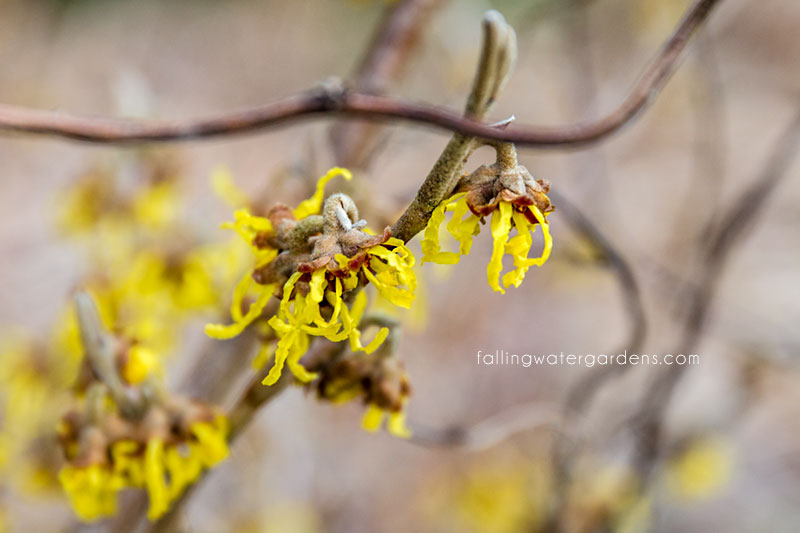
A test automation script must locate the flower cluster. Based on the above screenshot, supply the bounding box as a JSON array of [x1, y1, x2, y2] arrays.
[[41, 154, 244, 523], [206, 168, 416, 388], [58, 396, 228, 521], [53, 154, 246, 361], [57, 303, 229, 522], [315, 332, 412, 438], [422, 147, 554, 293], [0, 334, 79, 498]]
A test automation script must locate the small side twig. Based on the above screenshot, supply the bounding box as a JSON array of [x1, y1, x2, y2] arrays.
[[391, 9, 517, 242]]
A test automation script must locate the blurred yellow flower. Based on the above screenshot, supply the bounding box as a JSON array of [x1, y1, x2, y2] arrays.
[[361, 401, 411, 439], [666, 436, 734, 501], [59, 416, 229, 522]]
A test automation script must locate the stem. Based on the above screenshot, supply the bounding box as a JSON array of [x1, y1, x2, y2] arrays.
[[391, 10, 517, 242]]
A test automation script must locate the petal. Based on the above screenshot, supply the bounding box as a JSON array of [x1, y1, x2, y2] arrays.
[[362, 327, 389, 354], [293, 167, 353, 219], [487, 202, 513, 293], [362, 404, 385, 432], [204, 282, 275, 339], [387, 410, 412, 439]]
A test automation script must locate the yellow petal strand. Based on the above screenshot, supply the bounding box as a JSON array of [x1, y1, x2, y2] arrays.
[[293, 167, 353, 219], [204, 282, 274, 339], [229, 270, 252, 321], [528, 204, 553, 265], [421, 200, 448, 263], [447, 196, 479, 255], [387, 410, 412, 439], [211, 166, 249, 208], [163, 448, 189, 502], [279, 272, 303, 317], [362, 404, 385, 432], [362, 327, 389, 354], [287, 351, 317, 383], [487, 202, 513, 293], [349, 291, 368, 326], [502, 210, 535, 289], [144, 439, 169, 521], [328, 277, 343, 324], [308, 268, 327, 303], [262, 326, 296, 386]]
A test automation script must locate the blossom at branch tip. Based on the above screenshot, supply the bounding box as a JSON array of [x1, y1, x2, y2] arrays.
[[421, 160, 554, 293]]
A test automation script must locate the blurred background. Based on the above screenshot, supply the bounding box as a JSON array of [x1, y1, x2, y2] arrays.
[[1, 0, 799, 531]]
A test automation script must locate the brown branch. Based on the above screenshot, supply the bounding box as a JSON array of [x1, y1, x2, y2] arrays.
[[409, 401, 570, 451], [543, 191, 646, 531], [329, 0, 447, 168], [0, 0, 722, 147], [631, 109, 800, 479]]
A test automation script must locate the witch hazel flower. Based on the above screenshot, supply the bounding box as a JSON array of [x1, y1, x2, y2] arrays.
[[421, 143, 554, 293], [205, 168, 416, 387]]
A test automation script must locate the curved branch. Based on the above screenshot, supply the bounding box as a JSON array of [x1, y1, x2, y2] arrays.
[[409, 401, 570, 451], [0, 0, 722, 146]]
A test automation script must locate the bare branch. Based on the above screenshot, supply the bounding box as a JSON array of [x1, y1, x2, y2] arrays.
[[391, 9, 517, 242], [409, 401, 570, 451], [631, 109, 800, 479], [330, 0, 447, 168], [0, 0, 722, 146]]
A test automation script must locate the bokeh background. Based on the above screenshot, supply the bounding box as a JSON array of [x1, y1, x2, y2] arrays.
[[1, 0, 799, 531]]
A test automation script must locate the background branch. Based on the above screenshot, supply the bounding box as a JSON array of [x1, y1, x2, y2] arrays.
[[409, 401, 569, 452], [631, 110, 800, 480], [329, 0, 447, 169], [0, 0, 722, 147]]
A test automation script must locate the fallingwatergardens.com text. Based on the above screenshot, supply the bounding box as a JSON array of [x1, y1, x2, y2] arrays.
[[476, 350, 700, 368]]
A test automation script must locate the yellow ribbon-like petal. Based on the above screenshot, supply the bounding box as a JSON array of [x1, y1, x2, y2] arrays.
[[487, 202, 514, 293], [293, 167, 353, 219]]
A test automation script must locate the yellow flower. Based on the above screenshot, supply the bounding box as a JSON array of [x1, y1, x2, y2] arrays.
[[361, 402, 411, 439], [59, 416, 229, 522], [122, 345, 162, 385], [204, 168, 355, 339], [263, 270, 387, 386], [665, 436, 734, 501], [262, 238, 414, 386], [422, 192, 552, 293], [142, 417, 229, 520], [59, 464, 119, 521], [207, 167, 417, 390]]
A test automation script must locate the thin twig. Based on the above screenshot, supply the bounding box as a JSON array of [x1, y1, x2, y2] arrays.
[[631, 110, 800, 479], [391, 10, 517, 241], [0, 0, 722, 146], [542, 191, 646, 531], [329, 0, 447, 168], [144, 339, 341, 533], [409, 401, 570, 451]]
